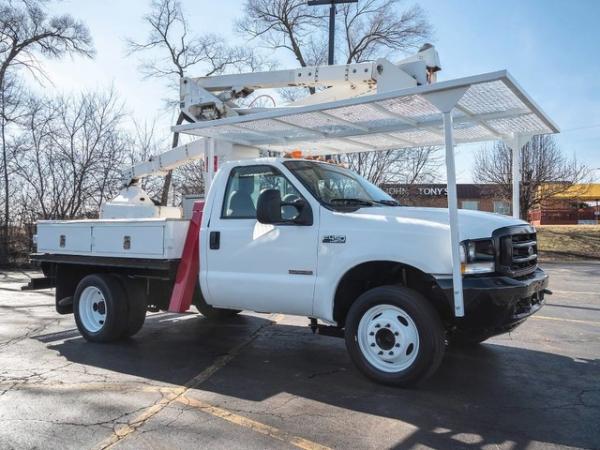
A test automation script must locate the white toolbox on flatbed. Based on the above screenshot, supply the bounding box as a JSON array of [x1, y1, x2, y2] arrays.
[[36, 218, 190, 259]]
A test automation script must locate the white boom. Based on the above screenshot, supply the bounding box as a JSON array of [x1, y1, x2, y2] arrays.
[[180, 44, 440, 122], [120, 44, 441, 186], [121, 140, 206, 187]]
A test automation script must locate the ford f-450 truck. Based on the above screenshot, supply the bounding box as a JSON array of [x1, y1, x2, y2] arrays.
[[30, 157, 549, 386], [27, 46, 558, 386]]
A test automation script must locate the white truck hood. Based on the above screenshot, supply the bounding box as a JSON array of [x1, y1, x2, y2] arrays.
[[348, 206, 527, 240]]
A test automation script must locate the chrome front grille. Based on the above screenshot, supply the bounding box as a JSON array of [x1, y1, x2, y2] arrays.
[[494, 226, 538, 278]]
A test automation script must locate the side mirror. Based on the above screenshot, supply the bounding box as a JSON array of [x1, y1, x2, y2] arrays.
[[257, 189, 313, 226], [257, 189, 283, 224]]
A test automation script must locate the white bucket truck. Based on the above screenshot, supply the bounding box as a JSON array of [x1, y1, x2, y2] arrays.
[[28, 45, 557, 385]]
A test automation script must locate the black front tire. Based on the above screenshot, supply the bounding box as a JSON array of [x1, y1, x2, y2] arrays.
[[345, 285, 445, 387], [73, 274, 128, 343]]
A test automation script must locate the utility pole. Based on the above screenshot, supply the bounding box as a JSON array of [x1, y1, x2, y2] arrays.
[[307, 0, 358, 65]]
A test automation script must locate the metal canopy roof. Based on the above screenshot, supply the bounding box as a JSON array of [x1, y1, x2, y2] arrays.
[[173, 70, 559, 155]]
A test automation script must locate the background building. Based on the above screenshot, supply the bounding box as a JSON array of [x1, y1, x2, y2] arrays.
[[529, 184, 600, 225], [382, 183, 600, 224], [382, 184, 511, 215]]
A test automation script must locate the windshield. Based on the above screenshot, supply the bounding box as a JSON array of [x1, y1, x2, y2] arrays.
[[283, 160, 398, 210]]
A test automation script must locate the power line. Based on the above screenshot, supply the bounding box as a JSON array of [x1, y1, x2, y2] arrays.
[[558, 123, 600, 133]]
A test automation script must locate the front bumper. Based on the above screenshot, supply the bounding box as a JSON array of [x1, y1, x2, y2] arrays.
[[436, 268, 549, 336]]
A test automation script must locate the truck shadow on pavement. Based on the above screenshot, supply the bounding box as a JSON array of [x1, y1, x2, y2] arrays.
[[37, 313, 600, 450]]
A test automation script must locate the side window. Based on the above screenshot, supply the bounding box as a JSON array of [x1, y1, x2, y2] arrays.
[[222, 165, 302, 219]]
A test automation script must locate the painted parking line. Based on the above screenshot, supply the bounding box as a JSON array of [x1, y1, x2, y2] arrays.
[[94, 314, 284, 450], [177, 396, 331, 450], [532, 315, 600, 326]]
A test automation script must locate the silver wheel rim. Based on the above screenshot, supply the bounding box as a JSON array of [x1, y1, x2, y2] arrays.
[[79, 286, 107, 333], [357, 304, 420, 373]]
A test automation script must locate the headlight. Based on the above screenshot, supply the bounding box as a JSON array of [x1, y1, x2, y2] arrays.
[[460, 239, 495, 274]]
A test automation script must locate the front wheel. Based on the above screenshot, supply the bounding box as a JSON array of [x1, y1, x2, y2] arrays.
[[345, 286, 445, 387]]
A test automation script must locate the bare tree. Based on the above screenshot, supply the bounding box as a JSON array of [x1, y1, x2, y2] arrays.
[[128, 0, 266, 205], [0, 0, 94, 263], [15, 89, 129, 220], [238, 0, 431, 66], [339, 0, 431, 63], [127, 118, 169, 201], [0, 0, 94, 85], [473, 135, 589, 219], [175, 160, 204, 198], [238, 0, 326, 67], [337, 146, 441, 185]]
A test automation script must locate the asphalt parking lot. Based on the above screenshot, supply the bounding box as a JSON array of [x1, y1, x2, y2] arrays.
[[0, 263, 599, 450]]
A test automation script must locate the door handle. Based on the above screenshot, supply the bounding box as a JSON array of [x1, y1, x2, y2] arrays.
[[209, 231, 220, 250]]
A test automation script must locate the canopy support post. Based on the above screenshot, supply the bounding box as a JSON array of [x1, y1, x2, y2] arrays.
[[205, 138, 215, 196], [503, 134, 533, 219], [424, 87, 468, 317], [512, 142, 521, 219], [442, 111, 464, 317]]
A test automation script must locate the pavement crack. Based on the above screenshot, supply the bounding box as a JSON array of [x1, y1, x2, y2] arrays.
[[94, 315, 282, 450], [0, 318, 60, 351]]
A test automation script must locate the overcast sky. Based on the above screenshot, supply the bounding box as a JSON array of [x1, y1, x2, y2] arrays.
[[31, 0, 600, 182]]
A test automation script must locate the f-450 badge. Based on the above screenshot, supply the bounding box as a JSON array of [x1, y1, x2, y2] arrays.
[[322, 235, 346, 244]]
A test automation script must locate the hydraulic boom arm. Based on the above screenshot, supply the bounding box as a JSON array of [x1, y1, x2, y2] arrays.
[[121, 44, 441, 185], [180, 44, 441, 122], [121, 140, 206, 187]]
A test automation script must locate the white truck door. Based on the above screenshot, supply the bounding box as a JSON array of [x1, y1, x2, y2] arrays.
[[204, 164, 319, 316]]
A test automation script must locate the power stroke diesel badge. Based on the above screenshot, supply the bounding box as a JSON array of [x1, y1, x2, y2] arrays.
[[322, 235, 346, 244]]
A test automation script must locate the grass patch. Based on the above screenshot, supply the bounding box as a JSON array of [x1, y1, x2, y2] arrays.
[[536, 225, 600, 261]]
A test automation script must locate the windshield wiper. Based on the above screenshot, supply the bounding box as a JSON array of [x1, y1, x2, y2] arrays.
[[372, 199, 400, 206], [328, 198, 400, 208], [328, 198, 374, 207]]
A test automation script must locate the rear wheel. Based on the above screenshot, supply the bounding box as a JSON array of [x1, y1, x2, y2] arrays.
[[74, 274, 128, 342], [345, 286, 445, 386], [115, 276, 147, 338]]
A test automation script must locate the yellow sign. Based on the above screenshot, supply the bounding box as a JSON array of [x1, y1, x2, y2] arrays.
[[541, 184, 600, 201]]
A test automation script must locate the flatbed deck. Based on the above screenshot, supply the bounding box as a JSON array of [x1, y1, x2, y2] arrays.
[[30, 253, 180, 273]]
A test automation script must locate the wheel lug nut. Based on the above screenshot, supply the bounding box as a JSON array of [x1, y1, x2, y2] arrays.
[[395, 343, 400, 347], [371, 343, 375, 347], [369, 332, 374, 336], [388, 351, 393, 355], [375, 324, 380, 328], [394, 332, 399, 336], [378, 351, 383, 355], [386, 323, 391, 328]]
